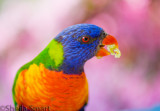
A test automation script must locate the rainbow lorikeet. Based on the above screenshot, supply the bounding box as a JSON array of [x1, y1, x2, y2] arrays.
[[12, 24, 121, 111]]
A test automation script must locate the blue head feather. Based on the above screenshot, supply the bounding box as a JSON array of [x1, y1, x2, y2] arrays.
[[55, 24, 106, 74]]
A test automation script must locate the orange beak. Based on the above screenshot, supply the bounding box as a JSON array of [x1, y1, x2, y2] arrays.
[[96, 35, 121, 59]]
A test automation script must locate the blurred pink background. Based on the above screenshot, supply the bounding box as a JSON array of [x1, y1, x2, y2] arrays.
[[0, 0, 160, 111]]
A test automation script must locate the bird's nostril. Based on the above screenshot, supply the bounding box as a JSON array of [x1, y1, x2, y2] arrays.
[[99, 45, 105, 48]]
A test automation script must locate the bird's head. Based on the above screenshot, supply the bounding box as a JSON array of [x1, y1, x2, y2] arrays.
[[55, 24, 121, 74]]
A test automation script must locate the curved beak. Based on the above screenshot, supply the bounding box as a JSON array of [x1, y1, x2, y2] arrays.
[[96, 35, 121, 59]]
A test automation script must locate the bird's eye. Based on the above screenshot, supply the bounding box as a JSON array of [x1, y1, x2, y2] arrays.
[[82, 36, 89, 43]]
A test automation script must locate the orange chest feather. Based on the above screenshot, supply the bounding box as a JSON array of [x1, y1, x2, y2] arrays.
[[15, 64, 88, 111]]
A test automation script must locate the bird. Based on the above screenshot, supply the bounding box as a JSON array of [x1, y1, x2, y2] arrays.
[[12, 24, 121, 111]]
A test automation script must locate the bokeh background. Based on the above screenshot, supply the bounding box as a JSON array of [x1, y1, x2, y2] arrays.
[[0, 0, 160, 111]]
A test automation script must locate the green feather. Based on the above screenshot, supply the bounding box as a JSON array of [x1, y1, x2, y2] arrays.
[[32, 39, 64, 69], [12, 62, 31, 107], [12, 39, 64, 107]]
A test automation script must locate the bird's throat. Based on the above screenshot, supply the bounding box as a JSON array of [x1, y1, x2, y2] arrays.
[[60, 61, 85, 74]]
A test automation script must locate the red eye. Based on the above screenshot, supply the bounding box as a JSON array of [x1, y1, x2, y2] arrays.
[[82, 36, 89, 43]]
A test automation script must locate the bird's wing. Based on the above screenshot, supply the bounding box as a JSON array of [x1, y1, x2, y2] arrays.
[[12, 62, 32, 107]]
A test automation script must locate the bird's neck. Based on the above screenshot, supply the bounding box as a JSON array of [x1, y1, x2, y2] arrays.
[[33, 39, 85, 74], [60, 60, 85, 74], [32, 39, 64, 70]]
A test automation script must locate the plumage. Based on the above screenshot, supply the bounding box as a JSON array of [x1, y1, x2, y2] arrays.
[[12, 24, 121, 111], [14, 63, 88, 110]]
